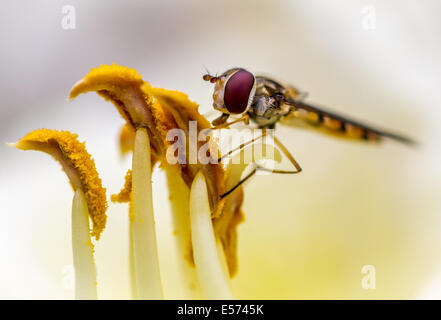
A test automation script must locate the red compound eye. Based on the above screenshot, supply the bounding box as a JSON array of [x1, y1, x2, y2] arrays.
[[224, 69, 255, 114]]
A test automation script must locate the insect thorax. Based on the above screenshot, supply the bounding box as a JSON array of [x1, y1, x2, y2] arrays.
[[248, 76, 292, 128]]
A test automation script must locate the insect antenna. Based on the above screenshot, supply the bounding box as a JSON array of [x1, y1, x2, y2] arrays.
[[202, 67, 220, 83]]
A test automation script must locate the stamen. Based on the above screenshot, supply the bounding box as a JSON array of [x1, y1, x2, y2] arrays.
[[190, 171, 233, 299], [9, 129, 107, 299], [72, 189, 98, 299], [165, 166, 201, 299], [70, 64, 247, 298], [131, 127, 163, 299]]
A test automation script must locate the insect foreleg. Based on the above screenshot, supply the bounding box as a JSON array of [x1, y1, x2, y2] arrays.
[[211, 113, 250, 129]]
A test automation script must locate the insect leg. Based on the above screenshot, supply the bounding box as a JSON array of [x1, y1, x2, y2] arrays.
[[220, 151, 302, 199], [211, 113, 230, 126], [273, 135, 302, 173], [263, 135, 302, 174], [220, 133, 302, 199], [217, 126, 266, 163], [211, 113, 250, 129], [219, 128, 269, 198], [218, 130, 302, 173], [220, 167, 257, 199]]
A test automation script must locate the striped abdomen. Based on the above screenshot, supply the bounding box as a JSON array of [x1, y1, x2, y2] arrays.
[[280, 100, 416, 146]]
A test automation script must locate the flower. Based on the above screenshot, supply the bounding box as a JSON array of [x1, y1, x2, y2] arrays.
[[9, 64, 283, 299], [67, 63, 258, 299], [69, 64, 244, 276]]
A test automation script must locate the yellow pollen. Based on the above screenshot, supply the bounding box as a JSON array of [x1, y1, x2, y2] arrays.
[[12, 129, 108, 240], [111, 169, 132, 204]]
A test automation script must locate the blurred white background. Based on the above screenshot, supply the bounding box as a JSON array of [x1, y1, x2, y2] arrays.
[[0, 0, 440, 299]]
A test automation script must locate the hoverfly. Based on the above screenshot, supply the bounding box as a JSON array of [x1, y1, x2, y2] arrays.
[[203, 68, 415, 197]]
